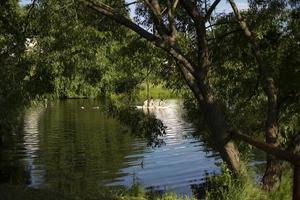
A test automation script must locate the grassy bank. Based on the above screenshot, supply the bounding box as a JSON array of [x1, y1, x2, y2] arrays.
[[0, 165, 293, 200], [0, 184, 195, 200], [137, 84, 179, 100], [205, 163, 292, 200]]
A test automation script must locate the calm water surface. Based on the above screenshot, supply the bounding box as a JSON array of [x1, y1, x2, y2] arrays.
[[1, 99, 223, 197]]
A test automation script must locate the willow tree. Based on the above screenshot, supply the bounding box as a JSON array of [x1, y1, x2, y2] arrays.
[[76, 0, 298, 190]]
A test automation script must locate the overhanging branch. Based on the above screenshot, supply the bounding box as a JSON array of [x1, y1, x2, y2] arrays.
[[78, 0, 156, 41], [231, 130, 300, 165], [78, 0, 196, 76], [205, 0, 221, 20], [24, 0, 38, 33]]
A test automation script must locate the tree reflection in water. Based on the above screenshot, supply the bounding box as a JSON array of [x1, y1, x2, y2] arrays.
[[0, 99, 220, 199]]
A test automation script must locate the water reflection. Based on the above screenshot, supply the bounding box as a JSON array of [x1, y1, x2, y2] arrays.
[[1, 99, 221, 198], [0, 107, 45, 185], [35, 100, 140, 196], [23, 107, 45, 187], [112, 100, 221, 196]]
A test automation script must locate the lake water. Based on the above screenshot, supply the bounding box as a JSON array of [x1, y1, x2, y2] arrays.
[[0, 99, 225, 198]]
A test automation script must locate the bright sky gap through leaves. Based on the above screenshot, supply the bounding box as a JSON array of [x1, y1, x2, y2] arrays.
[[20, 0, 249, 16]]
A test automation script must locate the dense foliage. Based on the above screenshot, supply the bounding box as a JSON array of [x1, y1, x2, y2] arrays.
[[0, 0, 299, 199], [0, 0, 30, 142], [185, 0, 300, 149]]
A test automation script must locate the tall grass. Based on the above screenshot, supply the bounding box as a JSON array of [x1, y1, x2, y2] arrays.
[[205, 163, 292, 200], [117, 184, 195, 200], [1, 165, 292, 200]]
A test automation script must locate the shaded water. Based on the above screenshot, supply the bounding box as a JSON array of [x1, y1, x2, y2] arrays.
[[0, 99, 222, 197]]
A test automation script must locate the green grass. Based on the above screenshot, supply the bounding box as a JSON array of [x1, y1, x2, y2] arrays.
[[0, 184, 195, 200], [137, 84, 179, 100], [205, 163, 293, 200], [269, 169, 293, 200], [0, 169, 293, 200], [117, 185, 195, 200]]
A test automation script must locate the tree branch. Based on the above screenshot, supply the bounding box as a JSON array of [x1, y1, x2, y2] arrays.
[[144, 0, 169, 36], [26, 0, 37, 14], [24, 0, 38, 33], [206, 20, 237, 29], [180, 0, 203, 22], [78, 0, 196, 76], [230, 129, 300, 165], [79, 0, 156, 41], [124, 1, 139, 7], [180, 0, 207, 68], [167, 0, 178, 41], [207, 29, 241, 42], [205, 0, 221, 20], [228, 0, 279, 146]]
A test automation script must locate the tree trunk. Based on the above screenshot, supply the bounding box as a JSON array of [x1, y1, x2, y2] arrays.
[[80, 0, 242, 175], [228, 0, 282, 191], [293, 165, 300, 200], [262, 120, 282, 191], [262, 157, 282, 191], [202, 95, 241, 174], [262, 90, 282, 191], [292, 133, 300, 200], [176, 61, 242, 173]]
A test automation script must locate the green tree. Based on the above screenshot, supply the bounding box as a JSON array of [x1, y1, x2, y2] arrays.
[[77, 0, 299, 191], [0, 0, 30, 143], [26, 0, 135, 99]]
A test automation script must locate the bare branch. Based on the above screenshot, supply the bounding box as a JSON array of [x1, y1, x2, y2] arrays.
[[24, 0, 38, 32], [124, 1, 139, 7], [144, 0, 161, 15], [180, 0, 203, 22], [172, 0, 179, 10], [205, 0, 221, 20], [27, 0, 38, 15], [167, 0, 177, 41], [143, 0, 169, 36]]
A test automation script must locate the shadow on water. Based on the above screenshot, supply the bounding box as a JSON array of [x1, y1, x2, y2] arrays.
[[0, 99, 223, 199]]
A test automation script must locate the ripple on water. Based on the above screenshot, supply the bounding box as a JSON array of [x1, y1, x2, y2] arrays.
[[109, 100, 221, 196], [2, 99, 221, 198]]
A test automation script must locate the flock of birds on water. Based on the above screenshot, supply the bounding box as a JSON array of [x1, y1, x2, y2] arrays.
[[80, 106, 100, 110]]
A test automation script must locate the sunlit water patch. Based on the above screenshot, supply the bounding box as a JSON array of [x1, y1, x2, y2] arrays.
[[110, 100, 221, 196], [23, 107, 45, 187], [0, 99, 222, 198]]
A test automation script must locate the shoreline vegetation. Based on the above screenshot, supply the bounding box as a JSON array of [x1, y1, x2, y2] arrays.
[[0, 165, 292, 200], [30, 84, 179, 102], [137, 84, 179, 100]]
